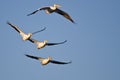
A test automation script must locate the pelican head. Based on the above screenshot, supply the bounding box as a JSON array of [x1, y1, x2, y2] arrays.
[[53, 4, 61, 8], [44, 40, 48, 43], [48, 56, 52, 61], [28, 33, 32, 37]]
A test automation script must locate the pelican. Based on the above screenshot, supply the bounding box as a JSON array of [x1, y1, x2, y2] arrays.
[[28, 38, 67, 49], [27, 4, 75, 23], [7, 21, 46, 41], [25, 54, 71, 65]]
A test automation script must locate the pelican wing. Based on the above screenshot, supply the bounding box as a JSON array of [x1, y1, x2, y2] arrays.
[[28, 38, 38, 44], [27, 9, 40, 16], [25, 54, 39, 60], [32, 27, 46, 35], [25, 54, 45, 61], [46, 40, 67, 46], [27, 7, 50, 16], [27, 7, 44, 16], [55, 9, 75, 23], [7, 21, 21, 33], [50, 60, 72, 64], [40, 6, 50, 10]]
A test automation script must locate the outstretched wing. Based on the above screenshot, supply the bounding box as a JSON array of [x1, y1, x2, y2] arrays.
[[7, 21, 22, 33], [32, 27, 46, 35], [50, 60, 72, 64], [55, 9, 75, 23], [25, 54, 39, 60], [27, 8, 41, 16], [27, 6, 50, 16], [25, 54, 45, 61], [46, 40, 67, 46]]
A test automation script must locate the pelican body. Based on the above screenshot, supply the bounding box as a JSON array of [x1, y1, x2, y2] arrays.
[[25, 54, 71, 65], [27, 4, 75, 23], [28, 38, 48, 49], [28, 38, 67, 49]]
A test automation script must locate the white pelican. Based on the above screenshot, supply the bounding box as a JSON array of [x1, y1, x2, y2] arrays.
[[25, 54, 71, 65], [7, 22, 46, 41], [27, 4, 75, 23], [28, 38, 67, 49]]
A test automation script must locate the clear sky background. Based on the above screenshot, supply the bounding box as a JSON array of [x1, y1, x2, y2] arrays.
[[0, 0, 120, 80]]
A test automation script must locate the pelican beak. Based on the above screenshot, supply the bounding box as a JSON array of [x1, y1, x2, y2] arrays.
[[54, 4, 62, 8], [44, 40, 48, 43], [48, 56, 52, 60]]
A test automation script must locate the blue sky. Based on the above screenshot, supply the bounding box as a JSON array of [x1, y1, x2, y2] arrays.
[[0, 0, 120, 80]]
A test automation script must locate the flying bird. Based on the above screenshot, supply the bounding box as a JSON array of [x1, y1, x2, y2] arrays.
[[27, 4, 75, 23], [7, 21, 46, 41], [28, 38, 67, 49], [25, 54, 71, 65]]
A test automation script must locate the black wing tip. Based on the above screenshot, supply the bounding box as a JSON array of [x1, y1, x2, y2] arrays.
[[64, 40, 67, 43], [6, 21, 16, 27], [24, 54, 28, 56], [27, 14, 32, 16], [72, 21, 75, 24], [6, 21, 11, 25], [40, 26, 47, 30], [40, 26, 47, 32], [39, 26, 47, 32], [25, 54, 33, 58], [25, 54, 30, 57], [40, 8, 43, 10], [63, 61, 72, 64], [25, 54, 39, 60], [27, 12, 35, 16], [27, 10, 39, 16], [62, 60, 72, 64], [69, 19, 76, 24], [72, 21, 77, 24], [27, 14, 30, 16], [67, 61, 72, 64], [59, 40, 67, 44], [64, 61, 72, 64]]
